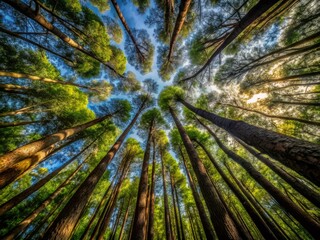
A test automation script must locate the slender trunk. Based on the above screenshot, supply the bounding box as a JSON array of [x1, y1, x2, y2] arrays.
[[245, 71, 320, 88], [0, 138, 75, 189], [195, 140, 278, 239], [161, 150, 174, 240], [181, 0, 282, 82], [170, 173, 182, 240], [192, 206, 205, 240], [131, 121, 153, 240], [180, 99, 320, 186], [169, 107, 240, 239], [0, 112, 113, 172], [0, 104, 44, 117], [0, 120, 49, 129], [271, 100, 320, 107], [0, 136, 101, 216], [110, 0, 145, 61], [118, 197, 131, 240], [203, 124, 320, 238], [167, 0, 192, 60], [222, 103, 320, 127], [2, 152, 91, 240], [174, 184, 186, 240], [3, 0, 123, 77], [109, 201, 124, 240], [0, 71, 101, 93], [186, 208, 198, 240], [179, 147, 215, 239], [237, 139, 320, 208], [43, 100, 146, 240], [147, 139, 156, 240], [225, 162, 288, 240]]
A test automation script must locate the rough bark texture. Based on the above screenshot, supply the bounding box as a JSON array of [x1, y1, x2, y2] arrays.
[[195, 140, 278, 240], [169, 107, 240, 239], [147, 140, 156, 240], [131, 122, 153, 240], [180, 147, 215, 240], [43, 102, 145, 240], [237, 139, 320, 208], [167, 0, 192, 60], [0, 113, 112, 172], [170, 173, 182, 240], [180, 99, 320, 186], [203, 124, 320, 238]]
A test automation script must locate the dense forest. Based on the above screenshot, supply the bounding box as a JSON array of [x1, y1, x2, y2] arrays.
[[0, 0, 319, 239]]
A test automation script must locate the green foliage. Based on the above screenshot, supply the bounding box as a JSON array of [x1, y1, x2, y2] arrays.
[[158, 86, 185, 110]]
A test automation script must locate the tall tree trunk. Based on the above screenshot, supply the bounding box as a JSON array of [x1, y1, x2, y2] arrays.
[[221, 103, 320, 127], [43, 100, 146, 240], [109, 201, 124, 240], [0, 112, 114, 172], [225, 162, 289, 240], [170, 173, 182, 240], [179, 147, 215, 239], [202, 123, 320, 238], [2, 0, 123, 77], [0, 71, 101, 93], [174, 184, 186, 240], [2, 152, 91, 240], [0, 136, 100, 216], [181, 0, 283, 82], [118, 197, 131, 240], [271, 100, 320, 107], [169, 107, 240, 239], [167, 0, 192, 60], [0, 138, 75, 189], [131, 121, 153, 240], [179, 99, 320, 186], [0, 120, 49, 129], [110, 0, 145, 61], [194, 140, 279, 239], [160, 150, 174, 240], [147, 139, 156, 240], [236, 139, 320, 208]]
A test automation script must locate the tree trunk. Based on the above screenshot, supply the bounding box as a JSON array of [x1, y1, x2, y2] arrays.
[[0, 120, 49, 129], [0, 71, 101, 93], [42, 100, 146, 240], [0, 136, 100, 216], [2, 0, 123, 77], [0, 138, 75, 189], [2, 152, 91, 240], [147, 139, 156, 240], [167, 0, 192, 60], [181, 0, 283, 82], [170, 173, 182, 240], [110, 0, 145, 61], [179, 147, 215, 239], [203, 124, 320, 238], [118, 197, 131, 240], [169, 107, 240, 239], [237, 139, 320, 208], [180, 99, 320, 186], [195, 140, 279, 239], [161, 150, 174, 240], [109, 201, 124, 240], [174, 183, 186, 240], [271, 100, 320, 107], [131, 121, 153, 240], [222, 103, 320, 127]]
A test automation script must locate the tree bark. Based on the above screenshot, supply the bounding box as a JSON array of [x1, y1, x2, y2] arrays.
[[180, 98, 320, 186], [0, 120, 49, 129], [42, 100, 146, 240], [203, 124, 320, 238], [0, 112, 113, 172], [147, 139, 156, 240], [161, 150, 174, 240], [118, 197, 131, 240], [131, 121, 153, 240], [194, 140, 279, 239], [179, 147, 215, 240], [237, 139, 320, 208], [174, 182, 186, 240], [167, 0, 192, 60], [170, 173, 182, 240], [169, 107, 241, 239]]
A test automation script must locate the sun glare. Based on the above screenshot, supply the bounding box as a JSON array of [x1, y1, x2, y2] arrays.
[[247, 93, 268, 104]]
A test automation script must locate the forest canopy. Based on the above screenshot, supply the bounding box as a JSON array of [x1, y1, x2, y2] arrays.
[[0, 0, 319, 239]]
